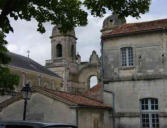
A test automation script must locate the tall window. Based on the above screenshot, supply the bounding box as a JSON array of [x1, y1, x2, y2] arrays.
[[56, 44, 62, 57], [121, 47, 133, 67], [89, 76, 98, 88], [140, 98, 159, 128], [71, 45, 74, 57]]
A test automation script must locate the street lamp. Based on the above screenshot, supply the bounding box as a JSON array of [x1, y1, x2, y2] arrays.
[[21, 83, 32, 120]]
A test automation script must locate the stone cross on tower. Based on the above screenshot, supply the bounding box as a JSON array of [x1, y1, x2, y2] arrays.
[[27, 50, 30, 58]]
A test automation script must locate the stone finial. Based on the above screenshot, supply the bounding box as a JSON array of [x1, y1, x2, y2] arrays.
[[89, 50, 100, 64], [76, 53, 81, 64]]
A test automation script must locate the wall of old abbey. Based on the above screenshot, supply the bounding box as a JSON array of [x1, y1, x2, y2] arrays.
[[102, 15, 167, 128], [0, 93, 76, 124], [103, 32, 167, 80], [9, 66, 62, 91]]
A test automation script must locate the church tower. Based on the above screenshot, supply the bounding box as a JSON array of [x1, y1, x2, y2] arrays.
[[51, 26, 77, 64], [46, 26, 77, 91]]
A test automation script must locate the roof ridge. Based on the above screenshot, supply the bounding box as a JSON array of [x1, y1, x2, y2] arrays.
[[8, 52, 62, 78], [126, 18, 167, 25], [103, 17, 167, 38], [36, 86, 110, 107]]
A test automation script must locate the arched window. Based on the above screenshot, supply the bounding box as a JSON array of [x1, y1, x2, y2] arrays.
[[140, 98, 159, 128], [71, 45, 74, 57], [121, 47, 133, 67], [89, 76, 98, 88], [56, 44, 62, 57]]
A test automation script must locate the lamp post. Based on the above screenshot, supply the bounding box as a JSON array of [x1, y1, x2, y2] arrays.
[[21, 83, 32, 121]]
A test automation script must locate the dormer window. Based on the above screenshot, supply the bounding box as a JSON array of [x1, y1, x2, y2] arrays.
[[121, 47, 133, 67]]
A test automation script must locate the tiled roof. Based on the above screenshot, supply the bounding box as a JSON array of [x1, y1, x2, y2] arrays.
[[83, 84, 102, 101], [8, 52, 61, 78], [84, 84, 102, 96], [102, 18, 167, 39], [37, 87, 111, 109]]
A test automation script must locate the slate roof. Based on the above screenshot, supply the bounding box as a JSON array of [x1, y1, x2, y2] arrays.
[[102, 18, 167, 39], [8, 52, 61, 78], [37, 87, 111, 109]]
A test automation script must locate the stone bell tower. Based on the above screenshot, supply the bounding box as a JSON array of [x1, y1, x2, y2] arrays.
[[45, 26, 77, 90], [50, 26, 77, 64]]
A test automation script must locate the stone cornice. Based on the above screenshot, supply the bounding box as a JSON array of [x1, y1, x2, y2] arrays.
[[112, 112, 167, 118], [104, 73, 167, 83]]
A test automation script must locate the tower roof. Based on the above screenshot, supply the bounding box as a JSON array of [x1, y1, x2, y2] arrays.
[[52, 26, 76, 38], [102, 13, 126, 32]]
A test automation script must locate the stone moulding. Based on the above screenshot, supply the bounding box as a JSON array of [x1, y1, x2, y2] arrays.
[[112, 112, 167, 118], [104, 73, 167, 83]]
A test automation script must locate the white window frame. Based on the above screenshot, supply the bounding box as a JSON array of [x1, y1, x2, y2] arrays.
[[121, 47, 134, 67], [140, 98, 159, 128]]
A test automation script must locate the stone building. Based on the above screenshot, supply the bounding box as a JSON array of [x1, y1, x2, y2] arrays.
[[8, 52, 62, 91], [0, 86, 112, 128], [102, 14, 167, 128], [0, 22, 110, 128], [45, 26, 101, 93]]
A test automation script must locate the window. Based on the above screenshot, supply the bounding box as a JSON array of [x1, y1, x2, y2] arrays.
[[121, 47, 133, 67], [140, 98, 159, 128], [89, 76, 98, 88], [56, 44, 62, 57], [71, 45, 74, 57]]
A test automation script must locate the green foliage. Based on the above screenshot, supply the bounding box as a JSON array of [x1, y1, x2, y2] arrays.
[[0, 31, 19, 95], [0, 0, 151, 94], [0, 67, 19, 95], [0, 0, 88, 34], [0, 0, 151, 34], [84, 0, 151, 18]]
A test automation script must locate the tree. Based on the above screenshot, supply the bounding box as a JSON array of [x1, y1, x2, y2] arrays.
[[0, 0, 151, 92], [0, 0, 151, 34], [0, 31, 19, 94], [84, 0, 151, 18]]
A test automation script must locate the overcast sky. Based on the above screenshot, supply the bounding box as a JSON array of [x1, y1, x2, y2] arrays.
[[6, 0, 167, 66]]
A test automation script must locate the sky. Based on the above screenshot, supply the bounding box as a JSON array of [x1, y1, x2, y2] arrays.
[[6, 0, 167, 66]]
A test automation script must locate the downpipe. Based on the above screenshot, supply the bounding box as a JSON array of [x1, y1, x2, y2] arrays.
[[101, 39, 115, 128]]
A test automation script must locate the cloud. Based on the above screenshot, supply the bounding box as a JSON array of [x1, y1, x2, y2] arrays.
[[6, 0, 167, 65]]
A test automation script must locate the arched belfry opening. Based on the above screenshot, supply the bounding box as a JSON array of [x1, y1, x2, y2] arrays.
[[71, 45, 74, 57], [89, 76, 98, 88], [56, 44, 62, 57]]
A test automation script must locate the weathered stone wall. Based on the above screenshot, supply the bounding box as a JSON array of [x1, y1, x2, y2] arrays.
[[9, 66, 62, 91], [51, 36, 76, 63], [78, 108, 106, 128], [103, 31, 167, 127], [0, 93, 76, 124], [103, 32, 167, 81], [104, 79, 167, 128]]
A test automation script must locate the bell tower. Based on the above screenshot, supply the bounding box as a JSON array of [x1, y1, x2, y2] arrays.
[[45, 26, 77, 91], [51, 26, 77, 63]]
